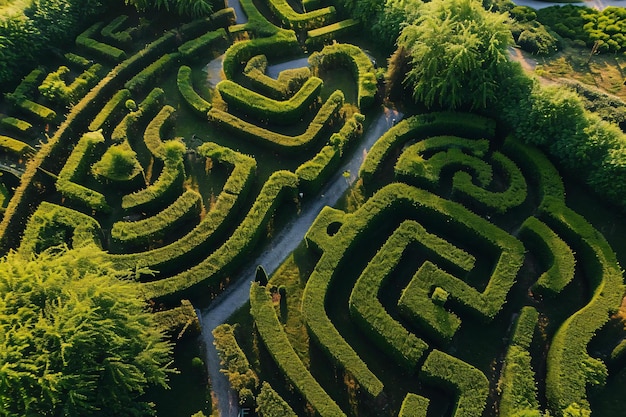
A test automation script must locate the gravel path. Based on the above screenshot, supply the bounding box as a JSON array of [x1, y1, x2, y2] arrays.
[[198, 106, 401, 417]]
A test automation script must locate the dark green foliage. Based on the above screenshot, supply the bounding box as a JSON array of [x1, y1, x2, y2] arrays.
[[89, 88, 132, 132], [250, 283, 346, 417], [124, 53, 178, 93], [112, 87, 165, 143], [0, 117, 32, 133], [125, 0, 214, 18], [177, 28, 227, 60], [0, 245, 173, 417], [101, 15, 135, 47], [420, 350, 489, 417], [76, 22, 127, 62], [177, 65, 211, 116], [153, 299, 201, 338]]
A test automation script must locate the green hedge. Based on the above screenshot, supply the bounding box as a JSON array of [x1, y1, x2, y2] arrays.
[[359, 113, 496, 188], [0, 116, 32, 133], [88, 89, 132, 132], [38, 64, 103, 105], [498, 307, 541, 416], [308, 42, 374, 109], [420, 349, 489, 417], [178, 28, 227, 60], [121, 141, 186, 212], [213, 323, 258, 401], [305, 20, 360, 50], [228, 0, 281, 37], [222, 30, 300, 80], [124, 53, 179, 93], [76, 21, 127, 63], [519, 216, 576, 297], [349, 221, 433, 369], [111, 142, 255, 273], [5, 68, 45, 104], [18, 201, 101, 255], [398, 394, 429, 417], [56, 130, 109, 212], [256, 381, 298, 417], [208, 90, 344, 152], [141, 170, 298, 302], [177, 66, 211, 117], [0, 136, 35, 157], [111, 87, 165, 143], [260, 0, 335, 31], [216, 76, 323, 125], [144, 105, 177, 159], [250, 283, 346, 417], [18, 99, 57, 122], [243, 54, 311, 100], [101, 15, 134, 47], [111, 189, 202, 249], [541, 196, 625, 416], [153, 299, 201, 339]]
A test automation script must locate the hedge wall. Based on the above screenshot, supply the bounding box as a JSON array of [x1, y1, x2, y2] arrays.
[[243, 54, 311, 100], [177, 66, 211, 117], [305, 19, 359, 49], [259, 0, 335, 31], [0, 136, 35, 157], [111, 87, 165, 143], [208, 90, 344, 152], [216, 76, 323, 125], [88, 88, 131, 132], [124, 53, 179, 93], [76, 21, 127, 63], [178, 28, 228, 60], [398, 394, 429, 417], [144, 105, 177, 159], [250, 283, 346, 417]]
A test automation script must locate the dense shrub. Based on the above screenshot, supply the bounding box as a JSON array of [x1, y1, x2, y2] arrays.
[[177, 65, 211, 116], [260, 0, 335, 31], [305, 19, 359, 49], [89, 88, 132, 132], [178, 28, 227, 60], [0, 135, 35, 157], [76, 21, 127, 62], [250, 283, 346, 417], [256, 382, 298, 417], [243, 55, 311, 100], [38, 63, 103, 105], [124, 53, 178, 93]]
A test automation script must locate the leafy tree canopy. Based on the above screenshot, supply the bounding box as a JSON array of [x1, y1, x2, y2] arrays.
[[397, 0, 513, 110], [0, 245, 173, 417]]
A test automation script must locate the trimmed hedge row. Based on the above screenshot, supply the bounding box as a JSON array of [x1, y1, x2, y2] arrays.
[[124, 53, 179, 93], [0, 116, 32, 133], [250, 283, 346, 417], [350, 221, 437, 369], [177, 66, 211, 117], [420, 349, 489, 417], [88, 88, 131, 132], [309, 43, 375, 109], [39, 64, 103, 106], [5, 67, 57, 121], [153, 299, 201, 339], [141, 170, 298, 302], [216, 76, 323, 125], [178, 28, 228, 60], [208, 90, 344, 152], [0, 29, 179, 251], [541, 196, 625, 416], [101, 15, 134, 47], [359, 113, 496, 188], [243, 55, 311, 100], [256, 381, 298, 417], [76, 22, 127, 63], [112, 87, 165, 143], [111, 142, 255, 272], [56, 130, 109, 212], [519, 216, 576, 298], [17, 99, 57, 123], [228, 0, 281, 37], [398, 394, 429, 417], [111, 189, 202, 249], [0, 136, 35, 157], [305, 19, 360, 49], [121, 141, 186, 212], [498, 307, 541, 417], [303, 183, 523, 397], [222, 30, 300, 80], [260, 0, 335, 31], [144, 105, 177, 159], [18, 201, 101, 255]]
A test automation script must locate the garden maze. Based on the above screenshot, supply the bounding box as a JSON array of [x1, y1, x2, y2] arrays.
[[0, 0, 623, 416]]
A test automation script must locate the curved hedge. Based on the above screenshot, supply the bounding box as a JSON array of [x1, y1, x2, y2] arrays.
[[111, 142, 255, 273], [111, 87, 165, 143], [243, 54, 311, 100], [216, 76, 323, 125], [144, 105, 178, 159], [250, 283, 346, 417], [56, 130, 109, 212], [208, 90, 343, 152], [420, 350, 489, 417], [260, 0, 335, 31], [177, 66, 211, 117], [309, 43, 376, 109], [111, 189, 202, 250], [18, 202, 101, 255]]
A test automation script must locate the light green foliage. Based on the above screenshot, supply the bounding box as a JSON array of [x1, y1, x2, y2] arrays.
[[256, 382, 298, 417], [397, 0, 513, 110], [92, 142, 143, 182], [124, 0, 213, 17], [0, 245, 173, 417]]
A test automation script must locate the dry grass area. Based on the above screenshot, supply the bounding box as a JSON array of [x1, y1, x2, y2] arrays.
[[530, 44, 626, 100]]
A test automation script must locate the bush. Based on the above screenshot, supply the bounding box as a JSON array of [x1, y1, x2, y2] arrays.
[[88, 88, 132, 132], [256, 381, 298, 417], [177, 65, 211, 116], [38, 63, 103, 105], [250, 283, 345, 416], [76, 21, 127, 62]]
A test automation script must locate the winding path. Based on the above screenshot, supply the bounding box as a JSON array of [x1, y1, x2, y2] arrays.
[[198, 105, 401, 417]]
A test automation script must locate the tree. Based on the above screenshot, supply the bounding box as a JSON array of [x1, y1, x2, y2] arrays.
[[396, 0, 513, 110], [0, 245, 173, 417]]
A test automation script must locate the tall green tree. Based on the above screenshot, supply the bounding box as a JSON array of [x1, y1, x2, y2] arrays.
[[397, 0, 513, 110], [0, 245, 173, 417]]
